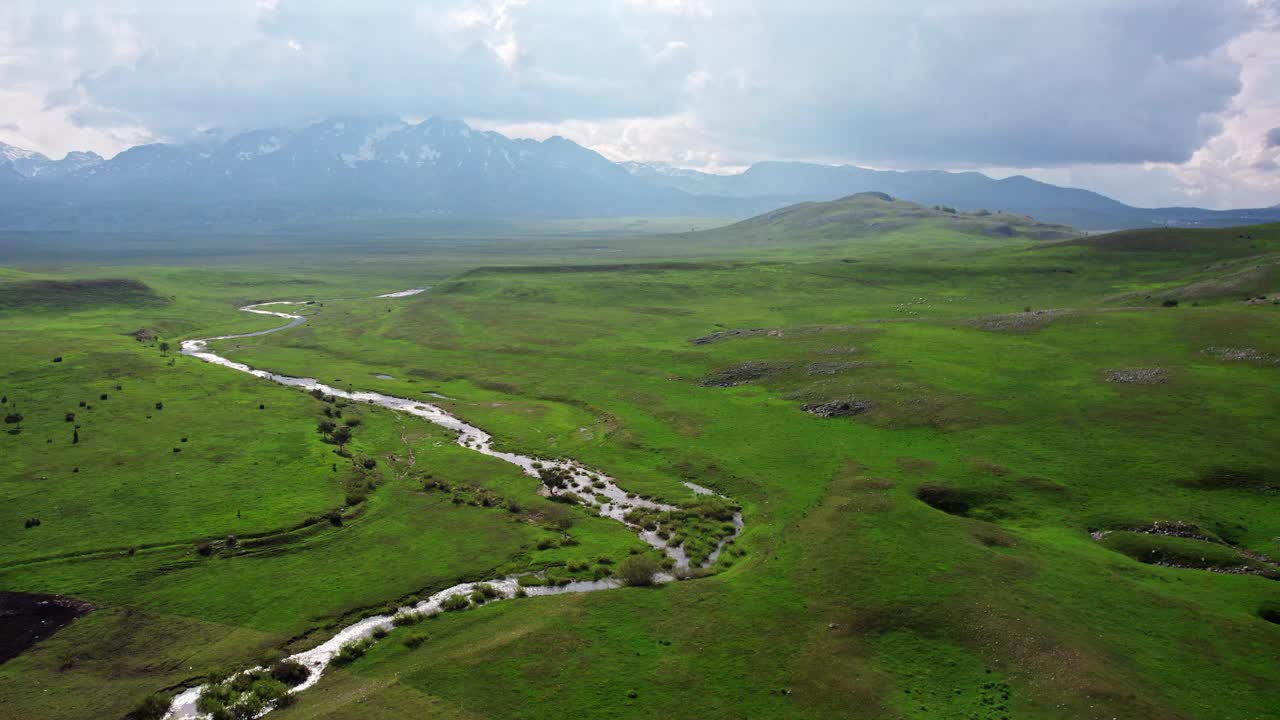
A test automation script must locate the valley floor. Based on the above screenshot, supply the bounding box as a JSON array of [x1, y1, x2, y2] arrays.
[[1, 221, 1278, 719]]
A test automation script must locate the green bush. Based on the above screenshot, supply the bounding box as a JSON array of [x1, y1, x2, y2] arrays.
[[403, 632, 428, 649], [126, 693, 172, 720], [332, 638, 373, 666], [617, 555, 660, 586], [269, 659, 310, 687], [391, 612, 421, 627], [441, 593, 471, 612]]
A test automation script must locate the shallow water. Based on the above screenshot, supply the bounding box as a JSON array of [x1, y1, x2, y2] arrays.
[[376, 287, 429, 298], [167, 292, 742, 719]]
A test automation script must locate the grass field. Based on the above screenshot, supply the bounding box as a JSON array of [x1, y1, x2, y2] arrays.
[[1, 205, 1277, 719]]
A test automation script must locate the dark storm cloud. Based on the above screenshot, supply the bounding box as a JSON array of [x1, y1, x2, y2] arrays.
[[2, 0, 1268, 168]]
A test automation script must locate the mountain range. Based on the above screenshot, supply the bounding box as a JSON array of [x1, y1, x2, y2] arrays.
[[2, 116, 1278, 232]]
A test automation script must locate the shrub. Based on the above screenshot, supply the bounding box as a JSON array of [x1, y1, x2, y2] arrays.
[[155, 402, 163, 410], [440, 593, 470, 611], [474, 583, 500, 599], [24, 517, 41, 529], [344, 417, 362, 428], [403, 632, 428, 649], [125, 693, 171, 720], [617, 555, 661, 586], [3, 413, 22, 424], [332, 638, 372, 666], [268, 659, 310, 687], [469, 590, 487, 604], [371, 625, 389, 639], [65, 412, 75, 422], [1162, 298, 1179, 307], [225, 534, 237, 548], [195, 541, 214, 557], [391, 612, 421, 627], [361, 457, 377, 470]]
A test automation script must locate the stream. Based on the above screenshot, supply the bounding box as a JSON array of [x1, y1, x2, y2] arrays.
[[167, 292, 742, 719]]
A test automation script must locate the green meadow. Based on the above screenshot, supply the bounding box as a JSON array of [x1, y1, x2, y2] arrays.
[[1, 199, 1277, 719]]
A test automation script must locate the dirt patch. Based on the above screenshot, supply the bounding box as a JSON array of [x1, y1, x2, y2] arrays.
[[915, 484, 974, 516], [700, 361, 790, 387], [1021, 476, 1068, 493], [802, 398, 874, 417], [897, 457, 936, 475], [690, 325, 862, 345], [975, 309, 1071, 332], [691, 328, 775, 345], [1105, 367, 1169, 384], [1204, 346, 1280, 366], [0, 591, 94, 664], [915, 484, 1006, 519], [806, 361, 874, 375], [969, 458, 1010, 476], [126, 328, 157, 342]]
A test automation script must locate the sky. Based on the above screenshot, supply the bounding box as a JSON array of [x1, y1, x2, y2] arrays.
[[1, 0, 1278, 209]]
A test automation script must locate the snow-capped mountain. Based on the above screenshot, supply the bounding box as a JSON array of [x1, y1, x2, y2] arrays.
[[0, 117, 716, 227], [2, 120, 1277, 231], [0, 142, 104, 179]]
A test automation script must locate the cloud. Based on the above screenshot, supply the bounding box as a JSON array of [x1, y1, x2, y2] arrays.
[[1268, 127, 1280, 148], [0, 0, 1277, 206]]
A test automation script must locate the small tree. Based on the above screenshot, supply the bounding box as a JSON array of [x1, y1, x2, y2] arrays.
[[332, 425, 353, 452], [158, 342, 171, 355], [539, 466, 572, 490], [317, 419, 337, 438]]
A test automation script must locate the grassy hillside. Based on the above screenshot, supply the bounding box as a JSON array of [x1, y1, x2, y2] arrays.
[[0, 220, 1277, 719]]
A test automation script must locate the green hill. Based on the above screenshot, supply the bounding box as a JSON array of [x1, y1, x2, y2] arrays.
[[723, 192, 1079, 242]]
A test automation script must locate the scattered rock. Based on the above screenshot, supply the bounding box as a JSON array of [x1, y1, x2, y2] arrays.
[[1204, 346, 1280, 366], [1105, 367, 1169, 384], [701, 361, 790, 387], [976, 309, 1070, 332], [806, 360, 873, 375], [690, 328, 771, 345], [802, 399, 873, 417]]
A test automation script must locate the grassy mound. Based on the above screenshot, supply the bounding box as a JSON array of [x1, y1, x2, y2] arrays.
[[1098, 531, 1278, 578]]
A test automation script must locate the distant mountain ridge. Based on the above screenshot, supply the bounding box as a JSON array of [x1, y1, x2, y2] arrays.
[[2, 117, 1278, 232], [622, 160, 1280, 230]]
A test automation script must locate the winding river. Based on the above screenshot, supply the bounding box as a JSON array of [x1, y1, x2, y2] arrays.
[[167, 292, 742, 719]]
